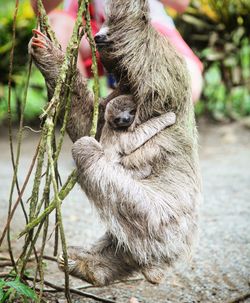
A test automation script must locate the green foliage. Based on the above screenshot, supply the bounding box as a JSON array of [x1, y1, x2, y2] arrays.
[[176, 0, 250, 120], [0, 69, 47, 123], [198, 34, 250, 120], [0, 278, 37, 302], [199, 63, 250, 119], [0, 0, 36, 84], [0, 0, 48, 124]]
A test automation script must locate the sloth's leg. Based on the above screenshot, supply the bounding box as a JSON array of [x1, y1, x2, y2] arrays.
[[58, 233, 137, 286], [28, 29, 94, 142]]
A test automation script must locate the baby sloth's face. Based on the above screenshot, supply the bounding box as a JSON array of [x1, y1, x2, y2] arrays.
[[105, 97, 136, 130]]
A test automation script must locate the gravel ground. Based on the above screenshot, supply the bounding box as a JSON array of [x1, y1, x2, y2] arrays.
[[0, 121, 249, 303]]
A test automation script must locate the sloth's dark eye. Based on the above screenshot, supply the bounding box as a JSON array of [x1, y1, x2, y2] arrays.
[[129, 110, 136, 115], [114, 118, 120, 124]]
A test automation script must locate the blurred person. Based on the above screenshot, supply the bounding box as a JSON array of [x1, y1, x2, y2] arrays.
[[31, 0, 203, 101]]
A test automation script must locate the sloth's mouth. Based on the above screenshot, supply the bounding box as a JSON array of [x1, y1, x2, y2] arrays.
[[114, 123, 133, 131], [96, 42, 108, 48], [96, 41, 112, 49], [108, 121, 130, 131], [115, 126, 130, 131]]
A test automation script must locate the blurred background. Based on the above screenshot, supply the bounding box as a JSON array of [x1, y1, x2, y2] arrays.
[[0, 0, 250, 124]]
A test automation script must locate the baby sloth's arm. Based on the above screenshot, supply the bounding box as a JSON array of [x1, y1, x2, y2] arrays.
[[120, 112, 176, 155]]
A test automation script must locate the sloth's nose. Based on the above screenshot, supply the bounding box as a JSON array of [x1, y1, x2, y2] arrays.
[[122, 117, 131, 124], [94, 34, 107, 44]]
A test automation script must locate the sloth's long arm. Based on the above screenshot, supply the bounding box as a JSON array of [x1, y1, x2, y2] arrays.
[[28, 30, 94, 142], [120, 112, 176, 155]]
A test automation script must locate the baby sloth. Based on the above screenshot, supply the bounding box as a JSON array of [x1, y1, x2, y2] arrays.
[[100, 95, 176, 180], [59, 96, 176, 285]]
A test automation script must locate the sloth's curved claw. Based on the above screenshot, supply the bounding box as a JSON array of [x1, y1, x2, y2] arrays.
[[32, 29, 49, 40], [57, 251, 77, 272], [141, 266, 165, 284], [31, 37, 47, 49]]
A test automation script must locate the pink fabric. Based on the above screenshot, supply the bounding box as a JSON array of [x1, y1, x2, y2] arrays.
[[152, 21, 203, 72], [62, 1, 104, 76], [65, 0, 78, 18]]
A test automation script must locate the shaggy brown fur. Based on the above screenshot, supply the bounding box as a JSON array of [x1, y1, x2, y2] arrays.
[[29, 0, 201, 286]]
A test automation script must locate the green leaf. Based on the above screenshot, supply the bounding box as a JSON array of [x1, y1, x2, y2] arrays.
[[0, 288, 4, 301], [240, 38, 250, 80], [232, 26, 245, 45], [201, 47, 225, 61], [215, 83, 226, 103], [182, 14, 212, 29], [195, 100, 205, 116], [5, 279, 37, 301], [0, 279, 6, 300], [223, 56, 238, 67], [204, 64, 222, 86], [0, 284, 13, 303], [1, 290, 12, 303], [0, 41, 12, 54]]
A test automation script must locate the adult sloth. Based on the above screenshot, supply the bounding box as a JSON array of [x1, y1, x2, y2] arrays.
[[29, 0, 201, 286]]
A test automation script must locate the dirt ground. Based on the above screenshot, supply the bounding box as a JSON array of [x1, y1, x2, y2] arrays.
[[0, 121, 250, 303]]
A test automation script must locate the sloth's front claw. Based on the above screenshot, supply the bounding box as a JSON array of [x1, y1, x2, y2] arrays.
[[32, 29, 48, 39], [31, 37, 47, 49], [28, 29, 54, 57]]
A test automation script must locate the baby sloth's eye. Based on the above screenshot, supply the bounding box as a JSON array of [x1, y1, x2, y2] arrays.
[[114, 118, 120, 124], [129, 110, 136, 115]]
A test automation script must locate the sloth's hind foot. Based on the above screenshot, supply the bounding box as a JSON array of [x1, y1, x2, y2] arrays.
[[58, 246, 114, 287], [141, 265, 165, 284]]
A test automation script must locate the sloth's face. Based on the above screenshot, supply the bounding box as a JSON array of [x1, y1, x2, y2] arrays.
[[105, 99, 136, 130], [94, 26, 110, 49], [94, 25, 120, 74], [107, 108, 136, 130]]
